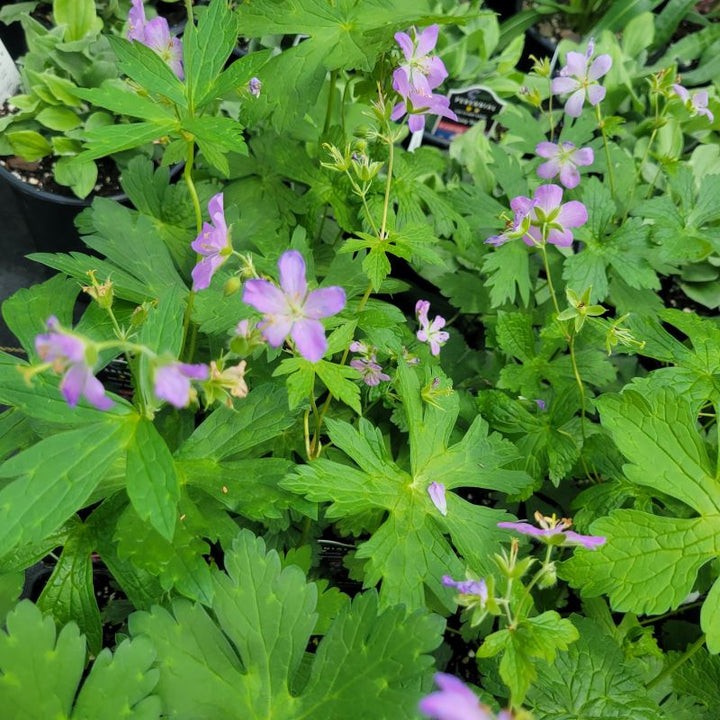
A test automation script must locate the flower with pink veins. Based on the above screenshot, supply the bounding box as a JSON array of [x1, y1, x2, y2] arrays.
[[498, 511, 606, 549], [127, 0, 184, 79], [551, 39, 612, 117], [394, 25, 448, 95], [35, 317, 113, 410], [242, 250, 346, 363], [518, 184, 588, 248], [673, 84, 714, 124], [191, 193, 231, 291], [536, 141, 594, 189]]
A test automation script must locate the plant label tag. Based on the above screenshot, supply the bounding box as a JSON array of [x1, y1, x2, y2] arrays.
[[0, 39, 20, 105], [426, 85, 506, 146]]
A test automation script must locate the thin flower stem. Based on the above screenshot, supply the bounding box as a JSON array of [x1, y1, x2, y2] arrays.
[[639, 601, 704, 626], [646, 634, 705, 690], [645, 163, 664, 199], [569, 333, 587, 440], [308, 134, 396, 458], [515, 545, 555, 619], [181, 141, 202, 361], [323, 70, 338, 135], [540, 243, 561, 317], [596, 103, 615, 198]]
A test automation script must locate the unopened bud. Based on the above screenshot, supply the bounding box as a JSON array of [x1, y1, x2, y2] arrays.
[[247, 77, 261, 97], [224, 276, 242, 296], [83, 270, 114, 310]]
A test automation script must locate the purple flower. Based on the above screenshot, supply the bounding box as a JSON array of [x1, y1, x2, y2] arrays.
[[442, 575, 488, 603], [536, 141, 594, 189], [242, 250, 346, 363], [126, 0, 184, 79], [191, 193, 230, 291], [512, 184, 588, 248], [350, 357, 390, 386], [416, 300, 449, 355], [394, 25, 448, 95], [35, 317, 113, 410], [427, 481, 447, 516], [419, 673, 494, 720], [485, 196, 535, 247], [154, 361, 209, 408], [551, 39, 612, 117], [535, 398, 546, 411], [498, 511, 606, 550], [392, 72, 458, 133], [248, 77, 262, 97], [673, 84, 714, 124]]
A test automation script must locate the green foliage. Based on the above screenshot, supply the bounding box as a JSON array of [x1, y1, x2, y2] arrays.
[[284, 363, 531, 610], [129, 530, 444, 719], [563, 386, 720, 652], [0, 601, 160, 719]]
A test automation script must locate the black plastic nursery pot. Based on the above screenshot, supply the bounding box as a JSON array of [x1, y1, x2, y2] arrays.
[[0, 162, 127, 254]]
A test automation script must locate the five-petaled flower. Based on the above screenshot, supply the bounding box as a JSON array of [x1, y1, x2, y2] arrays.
[[498, 511, 606, 549], [536, 141, 594, 189], [419, 673, 511, 720], [505, 184, 588, 248], [127, 0, 184, 79], [394, 25, 448, 96], [35, 316, 113, 410], [349, 342, 391, 386], [416, 300, 450, 355], [427, 481, 447, 516], [154, 361, 209, 408], [673, 84, 714, 124], [191, 193, 231, 291], [551, 39, 612, 117], [391, 25, 457, 133], [242, 250, 346, 363]]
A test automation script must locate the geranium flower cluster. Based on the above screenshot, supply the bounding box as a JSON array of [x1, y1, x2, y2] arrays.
[[349, 342, 390, 386], [391, 25, 458, 133]]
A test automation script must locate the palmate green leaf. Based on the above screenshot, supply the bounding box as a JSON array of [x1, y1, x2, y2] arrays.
[[284, 363, 532, 611], [177, 384, 297, 461], [483, 240, 531, 308], [79, 120, 179, 161], [563, 386, 720, 652], [0, 416, 136, 564], [36, 520, 101, 656], [126, 418, 180, 541], [672, 648, 720, 711], [0, 571, 23, 624], [129, 530, 444, 719], [2, 274, 79, 357], [107, 34, 186, 107], [527, 616, 661, 719], [0, 601, 160, 719], [115, 502, 214, 606], [477, 611, 579, 706], [628, 309, 720, 407], [72, 81, 177, 121]]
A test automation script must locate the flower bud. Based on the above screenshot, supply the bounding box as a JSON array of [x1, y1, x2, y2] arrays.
[[82, 270, 114, 310], [224, 276, 242, 296]]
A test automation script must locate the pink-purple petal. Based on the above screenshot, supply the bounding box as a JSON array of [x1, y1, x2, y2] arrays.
[[391, 100, 407, 121], [415, 24, 439, 57], [497, 521, 549, 537], [536, 141, 558, 158], [303, 287, 346, 319], [559, 163, 581, 189], [564, 531, 606, 549], [587, 53, 612, 81], [242, 279, 289, 315], [557, 200, 588, 228], [394, 31, 414, 61], [586, 84, 606, 106], [673, 83, 690, 102], [537, 159, 560, 181], [563, 50, 588, 77], [82, 372, 114, 410], [259, 315, 293, 348], [291, 318, 327, 363], [546, 227, 575, 247], [427, 481, 447, 516], [551, 76, 579, 95], [408, 113, 426, 133], [278, 250, 308, 301], [533, 183, 564, 213], [574, 147, 594, 166], [564, 88, 587, 117], [425, 56, 448, 89]]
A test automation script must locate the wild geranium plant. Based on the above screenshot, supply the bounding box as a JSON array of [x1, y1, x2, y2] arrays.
[[2, 1, 720, 718]]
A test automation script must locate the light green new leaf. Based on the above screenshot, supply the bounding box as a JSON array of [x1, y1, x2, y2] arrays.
[[53, 0, 101, 41], [126, 418, 180, 541], [563, 387, 720, 652], [37, 520, 102, 656], [477, 611, 579, 705], [0, 417, 136, 561], [129, 530, 443, 719], [0, 601, 160, 719], [527, 616, 661, 719], [284, 364, 531, 610]]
